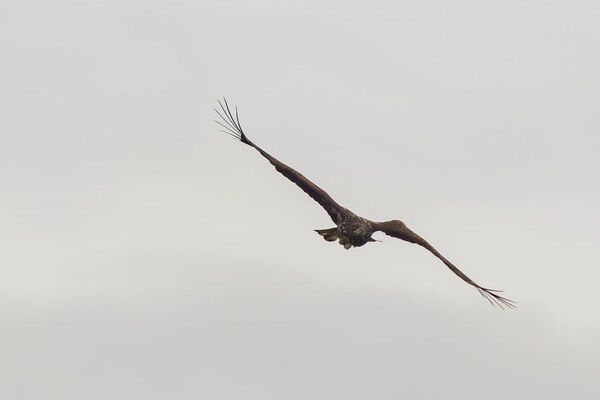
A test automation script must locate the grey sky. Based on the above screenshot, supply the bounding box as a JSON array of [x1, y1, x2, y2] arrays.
[[1, 0, 599, 398]]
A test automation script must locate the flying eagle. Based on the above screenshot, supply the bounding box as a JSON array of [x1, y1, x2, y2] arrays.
[[215, 98, 515, 308]]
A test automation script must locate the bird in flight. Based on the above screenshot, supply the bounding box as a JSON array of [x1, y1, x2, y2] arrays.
[[215, 98, 515, 308]]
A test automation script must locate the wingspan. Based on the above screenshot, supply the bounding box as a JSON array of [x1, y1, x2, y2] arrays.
[[215, 98, 345, 224], [376, 220, 515, 308]]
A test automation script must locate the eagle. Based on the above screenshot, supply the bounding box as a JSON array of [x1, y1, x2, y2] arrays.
[[215, 98, 515, 308]]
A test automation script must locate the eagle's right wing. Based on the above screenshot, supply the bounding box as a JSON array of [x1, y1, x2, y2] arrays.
[[377, 219, 516, 309]]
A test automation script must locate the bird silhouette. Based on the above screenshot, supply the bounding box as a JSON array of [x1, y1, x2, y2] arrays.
[[215, 98, 515, 309]]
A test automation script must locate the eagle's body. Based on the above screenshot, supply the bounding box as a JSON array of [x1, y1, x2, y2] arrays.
[[316, 212, 377, 249], [215, 98, 515, 308]]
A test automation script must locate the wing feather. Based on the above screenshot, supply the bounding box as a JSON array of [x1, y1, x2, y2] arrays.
[[215, 98, 345, 223], [377, 220, 516, 309]]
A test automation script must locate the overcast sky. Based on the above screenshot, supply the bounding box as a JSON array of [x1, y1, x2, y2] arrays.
[[1, 0, 600, 399]]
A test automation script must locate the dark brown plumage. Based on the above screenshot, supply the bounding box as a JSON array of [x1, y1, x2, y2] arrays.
[[215, 98, 515, 309]]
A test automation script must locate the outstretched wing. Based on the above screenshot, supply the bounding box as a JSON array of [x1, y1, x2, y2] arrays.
[[377, 220, 515, 308], [214, 98, 345, 224]]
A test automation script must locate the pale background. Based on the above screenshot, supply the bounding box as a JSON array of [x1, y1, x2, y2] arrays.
[[1, 0, 599, 399]]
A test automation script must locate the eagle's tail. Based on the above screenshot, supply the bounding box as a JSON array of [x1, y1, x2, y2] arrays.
[[315, 227, 338, 242]]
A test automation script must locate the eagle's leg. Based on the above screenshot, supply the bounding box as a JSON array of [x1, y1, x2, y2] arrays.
[[315, 228, 338, 242]]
